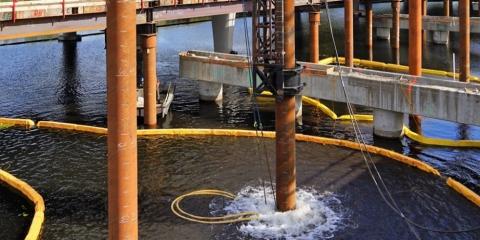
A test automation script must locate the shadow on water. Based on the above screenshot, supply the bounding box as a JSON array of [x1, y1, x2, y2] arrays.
[[57, 41, 85, 123]]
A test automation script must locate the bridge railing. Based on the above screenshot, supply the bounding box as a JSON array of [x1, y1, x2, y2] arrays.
[[0, 0, 238, 22]]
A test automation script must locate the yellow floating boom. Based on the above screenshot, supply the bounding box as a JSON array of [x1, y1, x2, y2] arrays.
[[319, 57, 480, 82]]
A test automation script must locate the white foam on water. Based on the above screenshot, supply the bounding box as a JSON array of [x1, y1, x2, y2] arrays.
[[216, 185, 347, 240]]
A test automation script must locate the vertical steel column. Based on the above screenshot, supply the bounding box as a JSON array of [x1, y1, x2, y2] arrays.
[[460, 0, 470, 82], [366, 0, 373, 49], [409, 0, 422, 76], [345, 0, 354, 67], [409, 0, 422, 133], [106, 0, 138, 239], [276, 0, 297, 212], [422, 0, 428, 41], [141, 34, 158, 127], [309, 11, 320, 63], [444, 0, 450, 16], [391, 0, 400, 49]]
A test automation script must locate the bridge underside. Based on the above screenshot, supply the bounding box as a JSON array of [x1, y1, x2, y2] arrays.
[[180, 51, 480, 126], [0, 2, 249, 40], [373, 14, 480, 33], [0, 0, 344, 41]]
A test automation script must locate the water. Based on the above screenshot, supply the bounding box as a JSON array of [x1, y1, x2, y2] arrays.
[[0, 2, 479, 239], [1, 128, 480, 239]]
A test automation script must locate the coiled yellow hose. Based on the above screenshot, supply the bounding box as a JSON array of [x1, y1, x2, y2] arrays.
[[171, 189, 259, 224]]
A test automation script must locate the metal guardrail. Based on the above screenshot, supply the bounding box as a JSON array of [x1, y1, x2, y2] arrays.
[[0, 0, 238, 22]]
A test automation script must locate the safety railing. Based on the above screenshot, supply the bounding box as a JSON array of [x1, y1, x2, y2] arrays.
[[0, 0, 239, 22]]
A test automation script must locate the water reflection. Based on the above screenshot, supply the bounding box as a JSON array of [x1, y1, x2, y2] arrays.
[[57, 41, 84, 122]]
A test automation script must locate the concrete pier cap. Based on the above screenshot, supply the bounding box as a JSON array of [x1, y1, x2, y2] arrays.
[[199, 13, 236, 102], [58, 32, 82, 41], [373, 109, 404, 138]]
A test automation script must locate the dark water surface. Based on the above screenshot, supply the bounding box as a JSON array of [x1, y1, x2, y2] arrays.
[[0, 2, 480, 239]]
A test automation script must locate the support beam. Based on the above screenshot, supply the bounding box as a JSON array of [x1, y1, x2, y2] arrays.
[[391, 0, 400, 49], [199, 13, 236, 101], [106, 0, 138, 239], [460, 0, 470, 82], [309, 11, 320, 63], [276, 0, 296, 212], [141, 33, 158, 127], [373, 109, 404, 138], [409, 0, 422, 133], [180, 50, 480, 126], [366, 0, 373, 48], [345, 0, 354, 67]]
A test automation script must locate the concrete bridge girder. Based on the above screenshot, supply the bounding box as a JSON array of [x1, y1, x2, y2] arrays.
[[374, 14, 480, 45], [180, 51, 480, 127], [0, 0, 332, 41]]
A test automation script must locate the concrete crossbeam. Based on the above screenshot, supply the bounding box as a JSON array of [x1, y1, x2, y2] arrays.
[[374, 14, 480, 44], [180, 51, 480, 126], [373, 14, 480, 33]]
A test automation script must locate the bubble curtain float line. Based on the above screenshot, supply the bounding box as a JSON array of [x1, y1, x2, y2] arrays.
[[2, 118, 479, 226]]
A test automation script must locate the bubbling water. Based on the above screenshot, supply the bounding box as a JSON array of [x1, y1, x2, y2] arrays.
[[213, 185, 348, 239]]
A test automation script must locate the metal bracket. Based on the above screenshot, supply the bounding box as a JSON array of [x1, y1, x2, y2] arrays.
[[252, 64, 303, 97]]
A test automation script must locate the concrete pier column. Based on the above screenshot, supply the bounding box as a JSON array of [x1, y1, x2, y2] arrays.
[[212, 13, 235, 53], [373, 109, 404, 138], [376, 27, 391, 40], [345, 0, 354, 67], [460, 0, 470, 82], [426, 31, 449, 45], [141, 33, 158, 127], [199, 13, 236, 101], [58, 32, 81, 41], [295, 95, 303, 124]]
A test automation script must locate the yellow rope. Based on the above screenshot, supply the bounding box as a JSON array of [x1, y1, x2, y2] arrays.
[[171, 189, 259, 224]]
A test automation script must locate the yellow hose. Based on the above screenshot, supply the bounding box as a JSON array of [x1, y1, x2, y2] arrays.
[[171, 189, 259, 224]]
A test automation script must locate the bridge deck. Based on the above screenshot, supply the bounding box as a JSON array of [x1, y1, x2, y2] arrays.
[[0, 0, 337, 40], [180, 50, 480, 126]]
